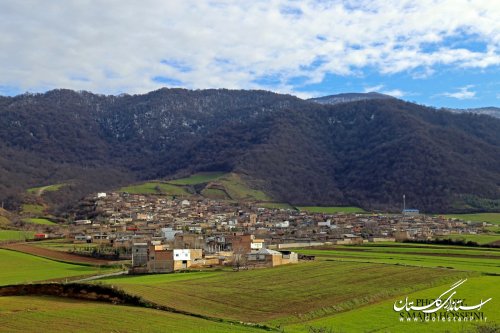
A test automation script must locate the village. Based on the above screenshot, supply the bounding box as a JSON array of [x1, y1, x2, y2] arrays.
[[25, 191, 478, 274]]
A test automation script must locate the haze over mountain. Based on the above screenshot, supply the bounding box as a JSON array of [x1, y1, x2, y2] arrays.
[[1, 88, 500, 213], [446, 107, 500, 119], [309, 92, 396, 105]]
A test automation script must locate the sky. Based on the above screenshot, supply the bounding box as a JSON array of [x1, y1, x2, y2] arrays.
[[1, 0, 500, 108]]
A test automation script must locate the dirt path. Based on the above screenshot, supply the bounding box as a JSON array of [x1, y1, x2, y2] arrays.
[[0, 242, 114, 265]]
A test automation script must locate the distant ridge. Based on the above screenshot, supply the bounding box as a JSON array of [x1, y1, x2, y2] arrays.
[[308, 92, 396, 105], [446, 107, 500, 119]]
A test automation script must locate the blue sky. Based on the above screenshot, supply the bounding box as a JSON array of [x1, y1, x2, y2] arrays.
[[1, 0, 500, 108]]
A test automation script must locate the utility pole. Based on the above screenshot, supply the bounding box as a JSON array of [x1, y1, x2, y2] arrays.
[[403, 194, 406, 213]]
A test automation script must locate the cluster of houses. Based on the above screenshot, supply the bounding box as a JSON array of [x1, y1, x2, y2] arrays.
[[130, 233, 299, 273], [46, 191, 489, 273]]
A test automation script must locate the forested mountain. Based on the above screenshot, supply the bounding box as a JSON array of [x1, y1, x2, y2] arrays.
[[1, 88, 499, 213]]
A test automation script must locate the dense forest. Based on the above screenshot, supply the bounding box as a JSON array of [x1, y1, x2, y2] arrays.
[[1, 88, 499, 213]]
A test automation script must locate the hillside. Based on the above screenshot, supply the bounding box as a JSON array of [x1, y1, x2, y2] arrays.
[[447, 106, 500, 119], [309, 92, 396, 105], [1, 89, 500, 213]]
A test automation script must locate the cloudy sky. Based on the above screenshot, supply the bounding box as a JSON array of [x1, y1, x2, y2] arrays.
[[1, 0, 500, 107]]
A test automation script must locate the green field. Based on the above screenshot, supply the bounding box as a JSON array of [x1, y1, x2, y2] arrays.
[[118, 181, 191, 196], [0, 296, 263, 333], [27, 183, 67, 195], [437, 233, 500, 245], [20, 204, 45, 215], [167, 172, 226, 185], [297, 243, 500, 274], [0, 230, 34, 241], [22, 217, 57, 225], [200, 188, 231, 200], [286, 275, 499, 333], [443, 213, 500, 225], [218, 173, 272, 201], [298, 206, 366, 214], [257, 202, 295, 210], [101, 261, 466, 325], [0, 249, 107, 285]]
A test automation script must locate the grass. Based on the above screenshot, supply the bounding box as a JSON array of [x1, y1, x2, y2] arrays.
[[22, 217, 57, 225], [257, 202, 295, 210], [200, 188, 230, 200], [20, 204, 45, 215], [0, 249, 107, 285], [167, 172, 226, 185], [443, 213, 500, 225], [298, 206, 366, 214], [0, 230, 34, 241], [0, 215, 10, 228], [437, 234, 500, 245], [0, 296, 263, 333], [297, 243, 500, 274], [99, 261, 466, 325], [27, 183, 67, 195], [118, 181, 190, 196], [286, 275, 499, 333], [218, 173, 272, 201]]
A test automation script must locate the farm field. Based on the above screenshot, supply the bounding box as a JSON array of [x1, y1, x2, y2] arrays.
[[0, 296, 263, 333], [0, 230, 34, 241], [118, 181, 191, 196], [297, 206, 366, 214], [437, 233, 500, 245], [100, 261, 467, 325], [297, 243, 500, 274], [0, 243, 114, 266], [286, 275, 499, 333], [167, 172, 225, 185], [443, 212, 500, 225], [30, 239, 98, 252], [0, 249, 108, 285]]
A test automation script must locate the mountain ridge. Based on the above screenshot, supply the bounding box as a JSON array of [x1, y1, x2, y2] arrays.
[[1, 88, 499, 213]]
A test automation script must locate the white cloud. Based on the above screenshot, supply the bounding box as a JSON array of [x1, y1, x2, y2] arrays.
[[0, 0, 500, 95], [363, 84, 406, 97], [441, 85, 476, 99]]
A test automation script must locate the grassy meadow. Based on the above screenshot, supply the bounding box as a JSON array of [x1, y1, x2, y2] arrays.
[[27, 183, 67, 195], [20, 203, 45, 215], [0, 249, 107, 285], [0, 296, 263, 333], [118, 181, 191, 196], [167, 172, 226, 185]]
